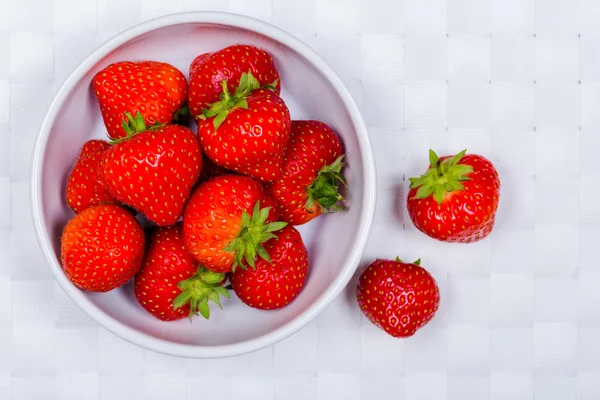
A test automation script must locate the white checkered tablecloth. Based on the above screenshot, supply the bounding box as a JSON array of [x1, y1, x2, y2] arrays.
[[2, 0, 600, 398]]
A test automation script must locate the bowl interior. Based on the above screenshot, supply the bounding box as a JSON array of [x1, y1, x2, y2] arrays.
[[36, 18, 371, 354]]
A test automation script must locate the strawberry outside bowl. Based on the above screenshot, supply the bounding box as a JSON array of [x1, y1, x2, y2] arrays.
[[30, 12, 376, 358]]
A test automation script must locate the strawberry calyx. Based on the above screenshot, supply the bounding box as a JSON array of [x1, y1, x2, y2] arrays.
[[110, 111, 163, 144], [223, 201, 287, 271], [173, 265, 230, 320], [408, 149, 474, 204], [198, 71, 275, 131], [306, 155, 347, 213], [262, 78, 279, 92]]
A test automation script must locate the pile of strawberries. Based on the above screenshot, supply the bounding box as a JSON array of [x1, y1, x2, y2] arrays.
[[60, 45, 347, 321]]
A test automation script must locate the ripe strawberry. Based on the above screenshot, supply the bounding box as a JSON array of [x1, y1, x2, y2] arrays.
[[66, 140, 117, 213], [79, 139, 110, 158], [230, 225, 308, 310], [189, 52, 211, 79], [134, 223, 230, 321], [93, 61, 187, 139], [407, 150, 500, 243], [357, 258, 440, 338], [182, 174, 285, 273], [267, 120, 346, 225], [99, 113, 202, 226], [197, 72, 291, 182], [61, 204, 145, 292], [188, 44, 280, 117]]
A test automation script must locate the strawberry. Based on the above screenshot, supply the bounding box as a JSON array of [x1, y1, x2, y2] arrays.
[[197, 72, 291, 182], [98, 113, 202, 226], [357, 258, 440, 338], [182, 174, 285, 273], [267, 120, 346, 225], [79, 139, 110, 158], [407, 150, 501, 243], [66, 140, 117, 213], [134, 223, 230, 321], [189, 52, 211, 79], [188, 44, 280, 117], [93, 61, 187, 139], [230, 225, 308, 310], [61, 204, 145, 292]]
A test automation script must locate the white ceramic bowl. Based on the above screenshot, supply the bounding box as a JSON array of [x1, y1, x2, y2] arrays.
[[31, 12, 376, 358]]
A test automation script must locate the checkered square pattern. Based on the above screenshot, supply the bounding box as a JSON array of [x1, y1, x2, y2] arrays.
[[1, 0, 598, 398]]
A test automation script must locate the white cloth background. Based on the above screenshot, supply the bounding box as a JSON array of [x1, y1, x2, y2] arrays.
[[2, 0, 600, 398]]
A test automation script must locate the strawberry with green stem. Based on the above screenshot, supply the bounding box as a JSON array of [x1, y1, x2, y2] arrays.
[[196, 72, 291, 183], [99, 112, 202, 226], [93, 61, 187, 139], [134, 223, 229, 321], [230, 225, 308, 310], [188, 44, 280, 117], [407, 149, 500, 243], [183, 174, 285, 273], [267, 120, 346, 225]]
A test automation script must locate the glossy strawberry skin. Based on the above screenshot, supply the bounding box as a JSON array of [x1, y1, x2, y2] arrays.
[[189, 52, 211, 79], [66, 140, 117, 213], [93, 61, 187, 139], [99, 125, 202, 226], [407, 154, 500, 243], [61, 204, 145, 292], [79, 140, 110, 158], [134, 223, 196, 321], [357, 259, 440, 338], [188, 45, 280, 118], [267, 120, 344, 225], [197, 88, 291, 183], [230, 225, 308, 310], [182, 175, 280, 273]]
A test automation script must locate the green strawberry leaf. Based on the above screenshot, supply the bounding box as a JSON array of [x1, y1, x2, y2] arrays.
[[408, 149, 474, 205]]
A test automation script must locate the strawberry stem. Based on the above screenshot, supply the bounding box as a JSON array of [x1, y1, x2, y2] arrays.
[[306, 155, 347, 213], [223, 201, 287, 271], [173, 265, 230, 321], [408, 149, 473, 204]]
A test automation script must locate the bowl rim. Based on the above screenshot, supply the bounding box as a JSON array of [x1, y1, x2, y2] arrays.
[[30, 11, 376, 358]]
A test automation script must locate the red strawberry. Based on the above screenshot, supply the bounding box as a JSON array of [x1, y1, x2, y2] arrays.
[[197, 72, 291, 182], [189, 52, 211, 79], [99, 113, 202, 226], [230, 225, 308, 310], [182, 174, 285, 273], [357, 258, 440, 338], [66, 140, 117, 213], [134, 223, 230, 321], [61, 204, 145, 292], [267, 120, 346, 225], [93, 61, 187, 139], [79, 139, 110, 158], [188, 44, 280, 117], [407, 150, 501, 243]]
